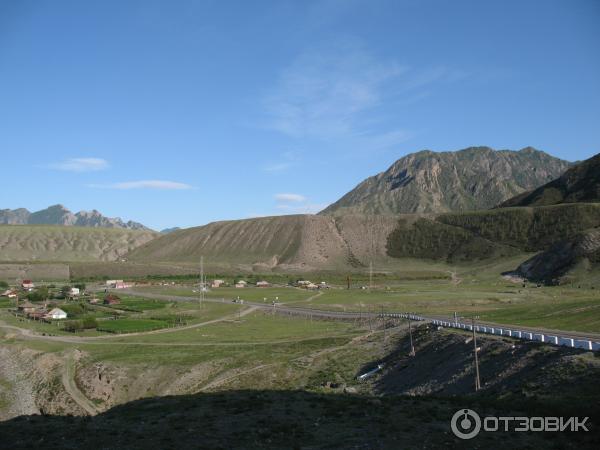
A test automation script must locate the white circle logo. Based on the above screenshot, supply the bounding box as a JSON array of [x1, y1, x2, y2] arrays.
[[451, 409, 481, 439]]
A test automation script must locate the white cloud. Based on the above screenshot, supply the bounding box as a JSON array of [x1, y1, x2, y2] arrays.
[[49, 157, 109, 172], [88, 180, 194, 190], [275, 193, 306, 202]]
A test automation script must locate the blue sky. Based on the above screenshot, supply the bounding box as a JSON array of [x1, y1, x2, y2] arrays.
[[1, 0, 599, 230]]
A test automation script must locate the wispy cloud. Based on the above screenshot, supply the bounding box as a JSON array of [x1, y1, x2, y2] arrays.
[[274, 192, 327, 214], [275, 193, 306, 202], [262, 41, 466, 149], [262, 150, 300, 173], [48, 157, 109, 172], [276, 203, 328, 214], [88, 180, 194, 190]]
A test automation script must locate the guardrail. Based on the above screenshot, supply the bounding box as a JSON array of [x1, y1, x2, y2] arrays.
[[429, 319, 600, 351]]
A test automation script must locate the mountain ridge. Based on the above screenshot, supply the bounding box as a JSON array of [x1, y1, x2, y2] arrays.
[[0, 204, 151, 231], [319, 146, 571, 215]]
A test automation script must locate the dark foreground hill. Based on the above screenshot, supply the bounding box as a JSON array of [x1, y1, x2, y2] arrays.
[[320, 147, 570, 215], [500, 152, 600, 207]]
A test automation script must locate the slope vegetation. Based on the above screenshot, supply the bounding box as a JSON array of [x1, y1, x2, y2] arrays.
[[500, 152, 600, 207], [320, 147, 570, 215], [386, 203, 600, 262], [0, 225, 157, 262]]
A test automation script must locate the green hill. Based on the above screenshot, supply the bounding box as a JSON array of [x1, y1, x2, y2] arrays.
[[386, 203, 600, 262]]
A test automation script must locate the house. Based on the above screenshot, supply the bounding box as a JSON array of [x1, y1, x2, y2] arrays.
[[235, 280, 247, 288], [306, 283, 319, 290], [21, 280, 34, 289], [297, 280, 311, 287], [1, 290, 17, 298], [211, 279, 225, 288], [17, 301, 37, 313], [104, 294, 121, 305], [106, 280, 123, 286], [69, 287, 80, 296], [46, 308, 67, 320], [27, 310, 48, 320], [114, 282, 133, 289], [256, 281, 270, 288]]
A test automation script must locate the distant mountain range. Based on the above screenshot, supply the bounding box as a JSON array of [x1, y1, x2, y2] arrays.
[[0, 204, 151, 231], [499, 152, 600, 208], [320, 147, 571, 215]]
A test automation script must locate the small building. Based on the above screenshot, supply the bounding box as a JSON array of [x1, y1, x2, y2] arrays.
[[1, 289, 17, 298], [17, 301, 37, 313], [297, 280, 311, 287], [104, 294, 121, 305], [211, 279, 225, 288], [306, 283, 319, 290], [114, 282, 133, 289], [46, 308, 67, 320], [256, 281, 270, 288], [106, 280, 123, 287], [27, 310, 48, 320], [21, 280, 34, 289], [69, 287, 80, 296], [235, 280, 247, 288]]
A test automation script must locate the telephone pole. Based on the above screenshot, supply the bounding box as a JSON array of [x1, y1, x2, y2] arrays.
[[199, 256, 205, 308], [472, 316, 481, 391], [369, 261, 373, 290], [407, 314, 415, 356]]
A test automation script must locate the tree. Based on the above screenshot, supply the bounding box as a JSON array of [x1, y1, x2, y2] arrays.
[[0, 281, 8, 289], [74, 283, 86, 292]]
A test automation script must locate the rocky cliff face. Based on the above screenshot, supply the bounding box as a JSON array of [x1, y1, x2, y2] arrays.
[[500, 152, 600, 207], [320, 147, 570, 215], [0, 204, 151, 230]]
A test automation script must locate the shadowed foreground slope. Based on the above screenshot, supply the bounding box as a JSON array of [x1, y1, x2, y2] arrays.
[[2, 389, 598, 449]]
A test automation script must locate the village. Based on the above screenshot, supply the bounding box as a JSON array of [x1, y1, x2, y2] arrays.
[[0, 276, 330, 333]]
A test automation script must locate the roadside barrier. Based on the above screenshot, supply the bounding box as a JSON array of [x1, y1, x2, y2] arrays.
[[428, 318, 600, 351]]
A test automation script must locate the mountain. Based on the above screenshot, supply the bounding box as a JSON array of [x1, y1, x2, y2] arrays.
[[319, 147, 570, 215], [160, 227, 181, 234], [127, 214, 400, 272], [0, 204, 151, 231], [499, 152, 600, 208], [0, 225, 157, 262]]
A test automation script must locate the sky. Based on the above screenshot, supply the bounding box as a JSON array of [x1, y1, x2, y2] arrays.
[[0, 0, 599, 230]]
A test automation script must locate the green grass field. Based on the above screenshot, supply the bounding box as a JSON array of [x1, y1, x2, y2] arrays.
[[96, 318, 170, 333]]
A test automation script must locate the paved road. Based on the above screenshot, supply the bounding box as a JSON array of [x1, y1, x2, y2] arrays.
[[123, 289, 600, 344]]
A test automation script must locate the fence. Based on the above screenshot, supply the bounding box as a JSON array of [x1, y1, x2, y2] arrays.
[[429, 319, 600, 351]]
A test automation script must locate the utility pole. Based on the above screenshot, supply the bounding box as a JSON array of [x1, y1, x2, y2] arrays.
[[347, 275, 351, 290], [198, 255, 206, 308], [472, 316, 481, 391], [369, 261, 373, 290], [407, 314, 415, 356], [381, 305, 386, 341]]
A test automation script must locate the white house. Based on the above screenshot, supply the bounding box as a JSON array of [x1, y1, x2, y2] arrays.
[[235, 280, 247, 288], [256, 281, 270, 287], [69, 287, 80, 296], [211, 279, 225, 288], [46, 308, 67, 320], [114, 282, 133, 289]]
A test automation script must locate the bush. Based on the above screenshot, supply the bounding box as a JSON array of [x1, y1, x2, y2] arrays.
[[0, 281, 8, 289]]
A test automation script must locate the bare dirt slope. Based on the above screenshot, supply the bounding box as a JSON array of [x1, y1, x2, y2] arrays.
[[126, 214, 401, 271], [0, 225, 157, 262]]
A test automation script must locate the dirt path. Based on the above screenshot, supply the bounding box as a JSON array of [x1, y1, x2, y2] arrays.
[[200, 363, 278, 391], [62, 350, 98, 416]]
